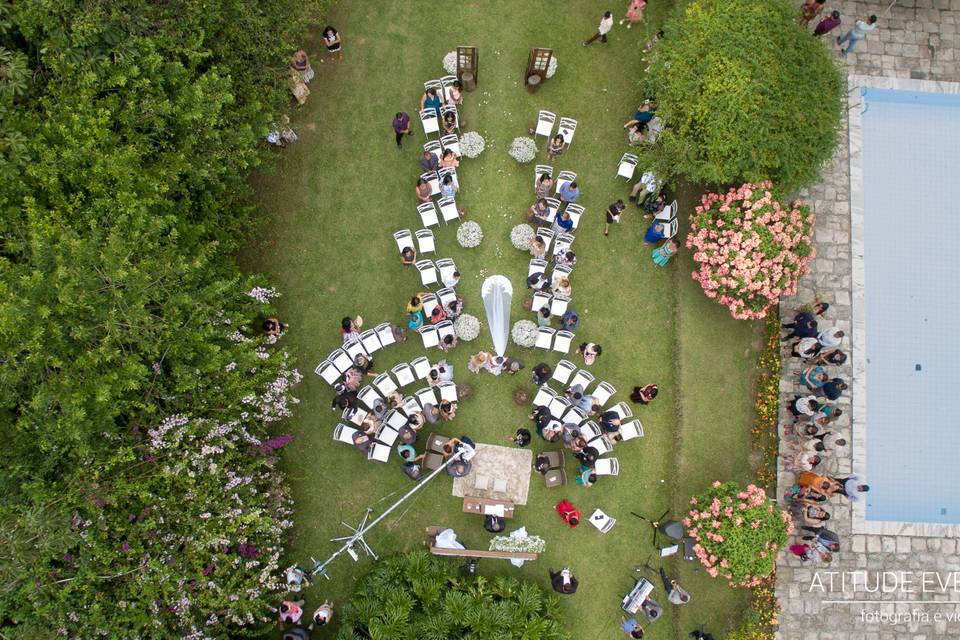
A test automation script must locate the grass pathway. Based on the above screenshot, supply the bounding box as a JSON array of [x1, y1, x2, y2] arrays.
[[242, 2, 760, 638]]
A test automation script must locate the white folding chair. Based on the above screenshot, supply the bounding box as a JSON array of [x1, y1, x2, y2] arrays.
[[533, 386, 557, 407], [588, 437, 613, 455], [344, 340, 368, 363], [438, 381, 458, 402], [438, 167, 459, 190], [415, 228, 436, 254], [436, 258, 457, 284], [554, 233, 574, 258], [594, 458, 620, 476], [535, 110, 556, 139], [411, 356, 431, 380], [550, 264, 573, 285], [374, 424, 400, 447], [440, 75, 458, 102], [375, 322, 396, 348], [360, 329, 382, 355], [440, 134, 461, 157], [438, 196, 459, 224], [436, 320, 455, 345], [617, 152, 639, 180], [402, 396, 421, 416], [421, 171, 440, 197], [342, 407, 368, 427], [373, 372, 398, 397], [424, 79, 443, 94], [417, 202, 439, 227], [528, 258, 548, 278], [664, 218, 679, 240], [544, 197, 560, 224], [420, 293, 439, 319], [333, 423, 358, 444], [420, 109, 439, 136], [385, 409, 409, 430], [551, 359, 577, 385], [391, 363, 416, 387], [590, 383, 614, 409], [564, 204, 584, 231], [554, 170, 577, 194], [654, 200, 676, 223], [536, 228, 554, 252], [440, 105, 460, 131], [548, 395, 571, 420], [415, 386, 438, 409], [531, 291, 552, 315], [619, 420, 644, 441], [424, 140, 442, 163], [589, 508, 617, 532], [367, 442, 392, 463], [534, 164, 554, 192], [535, 327, 555, 350], [579, 422, 602, 440], [610, 401, 633, 420], [415, 259, 438, 286], [314, 360, 341, 386], [553, 330, 574, 353], [394, 229, 414, 255], [569, 369, 595, 392], [357, 386, 383, 412], [562, 406, 587, 426], [329, 348, 353, 374], [419, 325, 439, 349], [558, 117, 577, 146], [550, 294, 570, 318], [437, 287, 457, 309]]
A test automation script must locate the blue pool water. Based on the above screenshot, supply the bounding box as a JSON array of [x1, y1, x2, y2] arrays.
[[861, 87, 960, 524]]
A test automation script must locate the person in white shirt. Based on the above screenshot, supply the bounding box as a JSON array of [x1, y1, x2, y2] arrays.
[[817, 326, 844, 348], [837, 14, 878, 56], [630, 171, 660, 205], [583, 11, 614, 46]]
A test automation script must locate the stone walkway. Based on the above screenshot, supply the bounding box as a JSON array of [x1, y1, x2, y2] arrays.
[[775, 2, 960, 639]]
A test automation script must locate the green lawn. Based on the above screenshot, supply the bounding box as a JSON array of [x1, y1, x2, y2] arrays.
[[242, 1, 761, 638]]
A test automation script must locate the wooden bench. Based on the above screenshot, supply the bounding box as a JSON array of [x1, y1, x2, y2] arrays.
[[462, 496, 515, 518], [424, 527, 538, 561]]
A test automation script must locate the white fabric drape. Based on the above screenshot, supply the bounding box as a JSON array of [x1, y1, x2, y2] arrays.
[[481, 275, 513, 357]]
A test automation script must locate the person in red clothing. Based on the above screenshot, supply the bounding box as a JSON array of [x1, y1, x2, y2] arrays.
[[555, 499, 580, 527]]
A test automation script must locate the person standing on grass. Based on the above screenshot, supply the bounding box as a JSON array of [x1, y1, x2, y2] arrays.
[[322, 26, 343, 61], [837, 15, 878, 57], [584, 11, 615, 46], [392, 112, 412, 148], [620, 0, 646, 28], [814, 10, 842, 37], [603, 200, 626, 236]]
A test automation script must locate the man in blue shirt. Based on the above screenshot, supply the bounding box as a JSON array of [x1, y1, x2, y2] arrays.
[[558, 181, 580, 205]]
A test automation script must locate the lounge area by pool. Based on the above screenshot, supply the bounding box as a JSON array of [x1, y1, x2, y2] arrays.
[[853, 81, 960, 529]]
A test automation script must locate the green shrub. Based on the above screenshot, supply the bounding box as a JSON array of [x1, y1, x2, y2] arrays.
[[643, 0, 844, 190]]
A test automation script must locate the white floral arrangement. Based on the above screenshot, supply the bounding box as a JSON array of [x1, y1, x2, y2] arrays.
[[457, 221, 483, 248], [489, 535, 546, 554], [460, 131, 486, 159], [442, 51, 458, 75], [510, 224, 535, 251], [454, 314, 481, 341], [546, 56, 558, 79], [508, 137, 537, 164], [511, 320, 539, 348]]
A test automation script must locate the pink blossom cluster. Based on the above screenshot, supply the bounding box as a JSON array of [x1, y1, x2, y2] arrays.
[[686, 181, 816, 320], [683, 481, 792, 587]]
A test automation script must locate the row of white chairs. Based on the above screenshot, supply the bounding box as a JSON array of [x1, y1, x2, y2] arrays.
[[357, 380, 457, 414], [531, 387, 643, 456], [531, 291, 571, 318], [424, 135, 462, 161], [394, 228, 435, 256], [535, 111, 578, 147], [420, 288, 458, 316], [536, 227, 574, 259], [420, 104, 459, 137], [419, 320, 456, 349], [425, 76, 459, 107], [417, 197, 459, 227], [528, 259, 572, 284], [415, 258, 457, 288], [533, 327, 575, 353], [314, 323, 397, 385]]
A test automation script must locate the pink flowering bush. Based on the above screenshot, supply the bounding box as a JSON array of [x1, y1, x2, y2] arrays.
[[686, 182, 815, 320], [684, 481, 791, 587]]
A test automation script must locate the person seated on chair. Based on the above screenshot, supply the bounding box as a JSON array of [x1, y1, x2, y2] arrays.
[[439, 173, 459, 199], [625, 120, 648, 145], [439, 399, 458, 421], [575, 464, 597, 487], [661, 569, 691, 606], [415, 177, 433, 203], [400, 245, 416, 266], [447, 80, 463, 106], [622, 616, 645, 638], [447, 459, 472, 477], [419, 149, 439, 173], [438, 333, 457, 352], [442, 111, 458, 135], [644, 221, 665, 245], [529, 236, 547, 259], [421, 87, 442, 116], [531, 362, 552, 385], [632, 98, 657, 123], [565, 383, 584, 403], [422, 403, 442, 424], [533, 453, 552, 474], [536, 306, 551, 328], [527, 271, 550, 292], [553, 277, 572, 297], [401, 453, 425, 480], [439, 148, 459, 169], [642, 193, 668, 218], [554, 210, 575, 233], [549, 567, 579, 594], [442, 434, 476, 460], [444, 298, 463, 320], [443, 269, 461, 288], [279, 600, 304, 624], [600, 410, 621, 432], [528, 198, 552, 225], [428, 305, 446, 325], [536, 172, 554, 199]]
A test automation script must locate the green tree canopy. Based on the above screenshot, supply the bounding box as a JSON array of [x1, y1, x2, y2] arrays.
[[644, 0, 844, 190], [336, 551, 570, 640]]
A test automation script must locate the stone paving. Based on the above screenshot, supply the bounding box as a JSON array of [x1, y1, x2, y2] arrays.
[[775, 1, 960, 638]]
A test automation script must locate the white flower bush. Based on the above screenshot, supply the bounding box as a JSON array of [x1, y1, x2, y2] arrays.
[[489, 535, 546, 554], [454, 314, 481, 341], [457, 221, 483, 248], [442, 51, 458, 75], [510, 224, 535, 251], [511, 320, 539, 348], [508, 137, 537, 163], [546, 56, 558, 79], [460, 131, 486, 159]]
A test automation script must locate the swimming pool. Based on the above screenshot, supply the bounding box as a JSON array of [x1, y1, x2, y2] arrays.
[[855, 82, 960, 528]]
